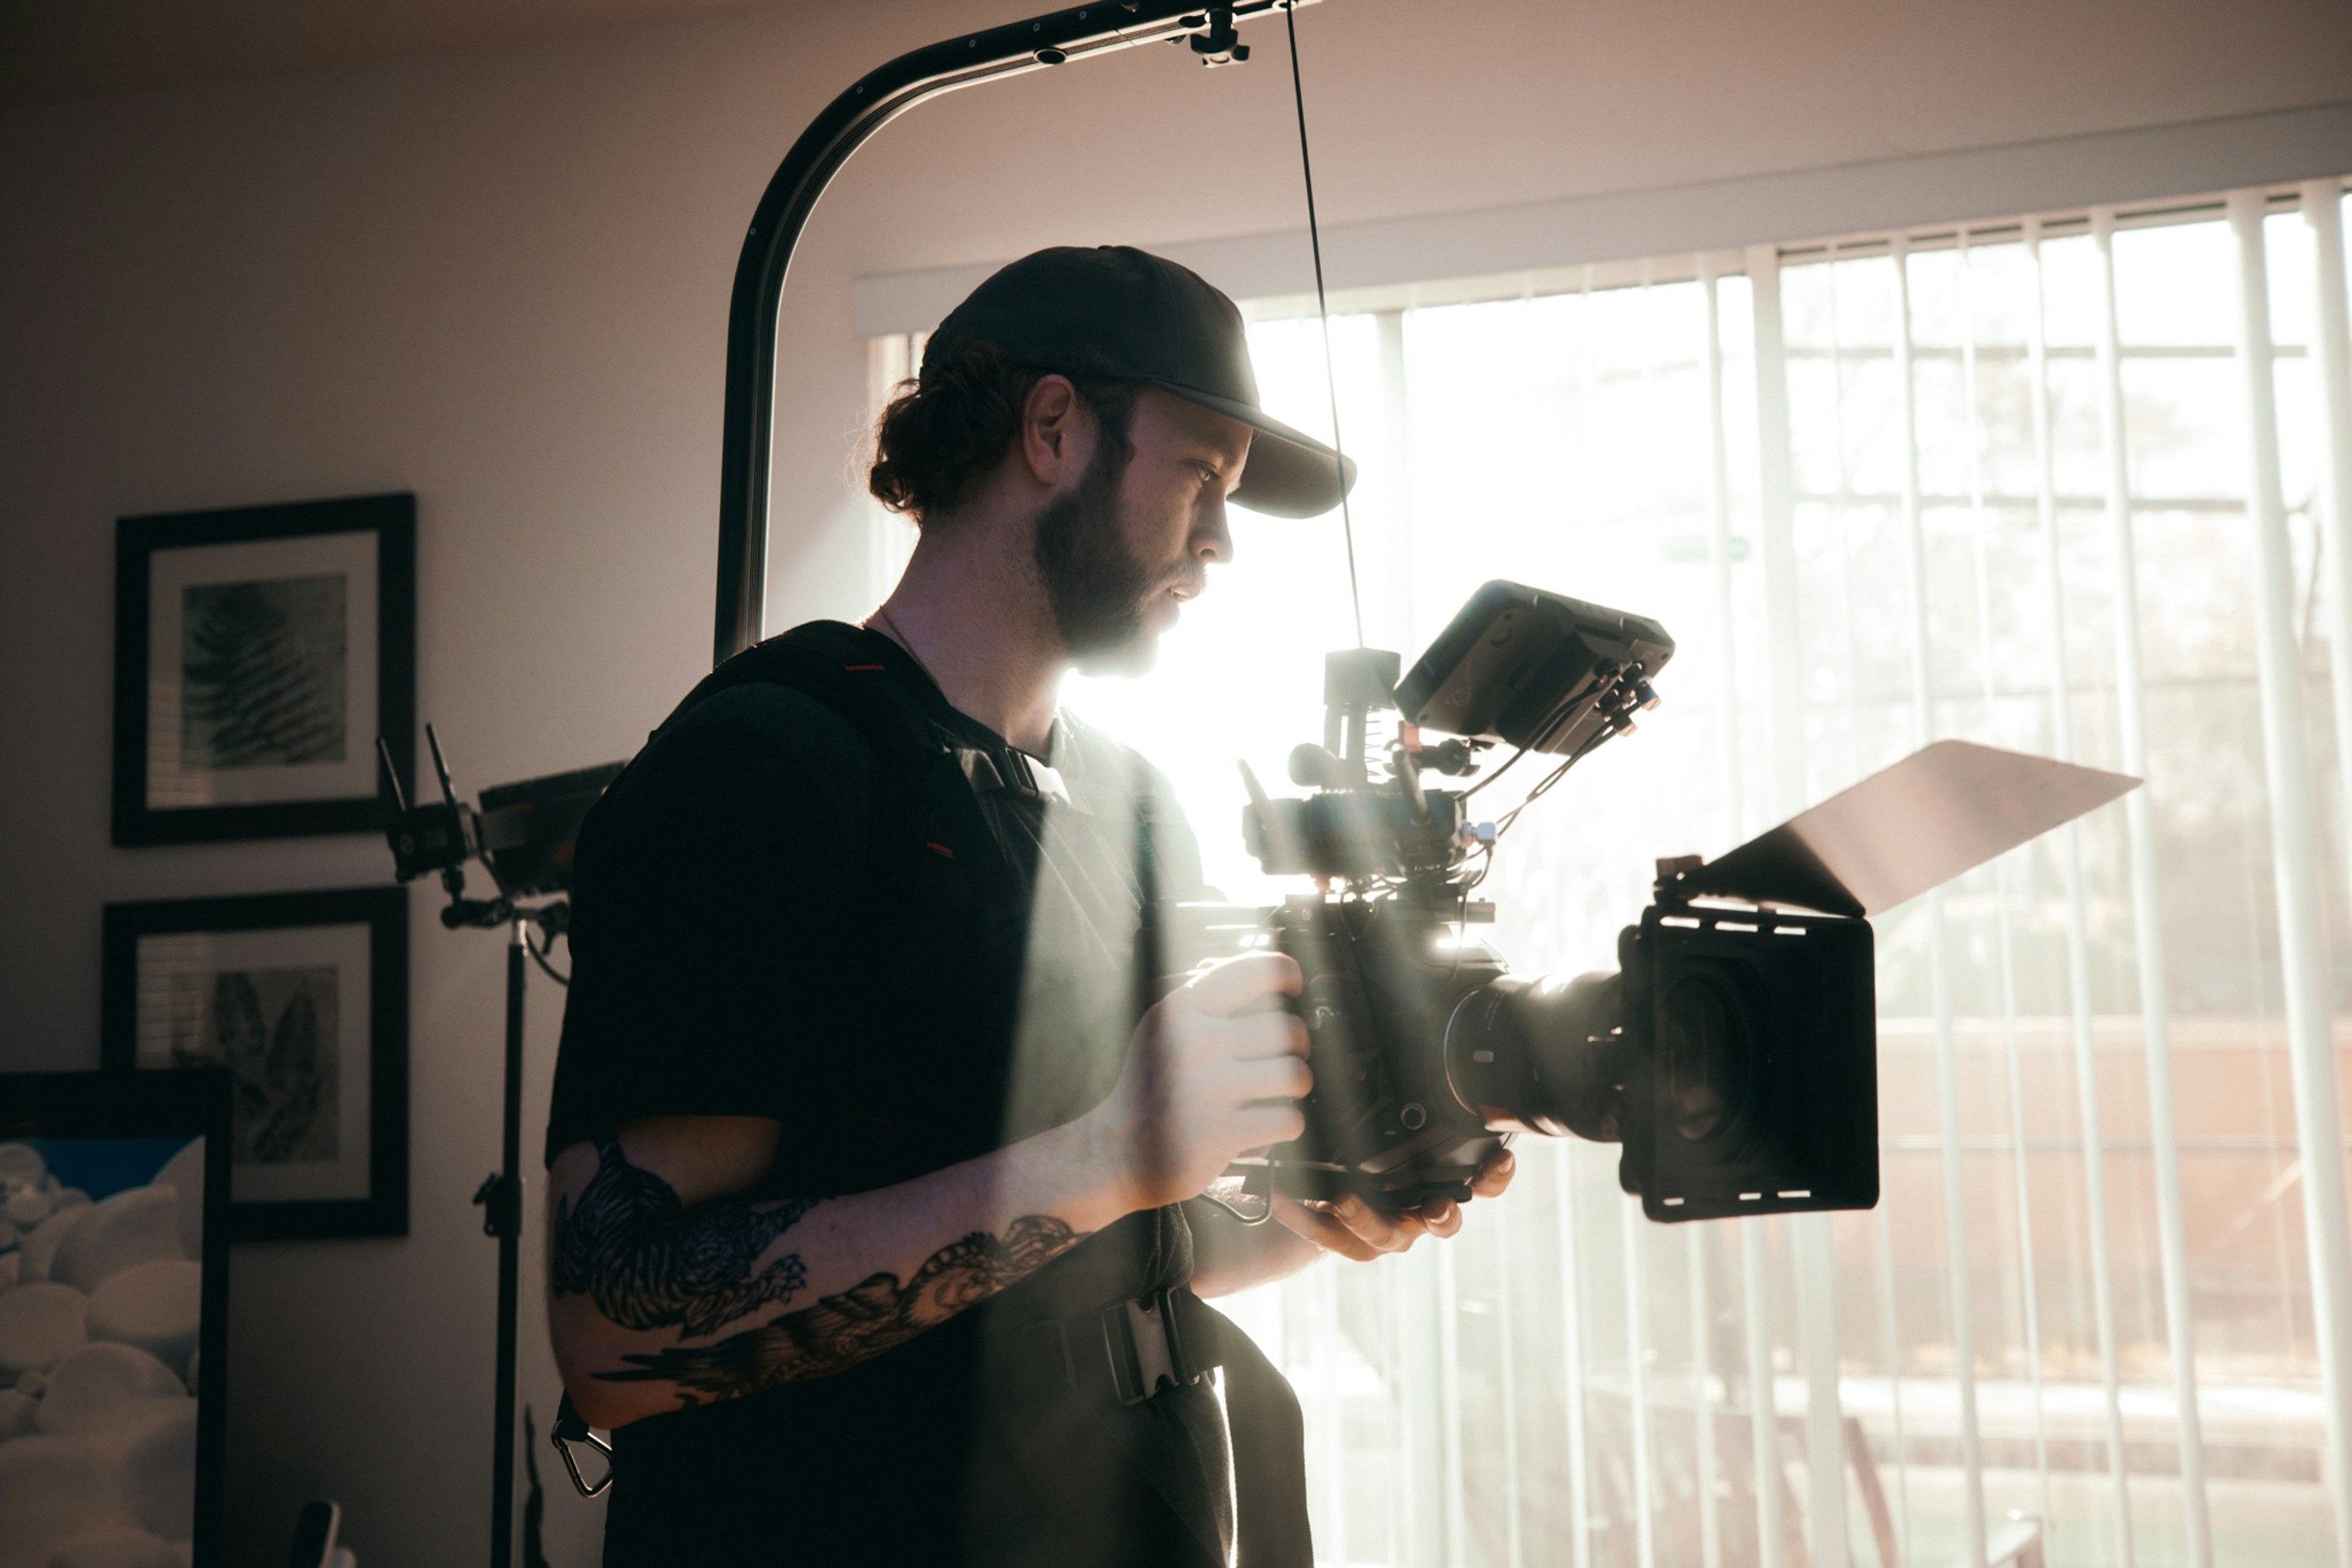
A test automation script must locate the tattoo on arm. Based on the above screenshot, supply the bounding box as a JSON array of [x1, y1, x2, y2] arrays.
[[597, 1213, 1082, 1402], [550, 1138, 819, 1339]]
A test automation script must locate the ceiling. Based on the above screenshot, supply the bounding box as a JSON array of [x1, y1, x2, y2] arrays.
[[0, 0, 808, 106]]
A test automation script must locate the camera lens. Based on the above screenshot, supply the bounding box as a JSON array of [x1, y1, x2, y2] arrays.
[[1443, 970, 1624, 1141], [1657, 973, 1749, 1142]]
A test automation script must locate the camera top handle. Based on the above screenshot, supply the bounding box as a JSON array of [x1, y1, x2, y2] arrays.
[[712, 0, 1325, 667]]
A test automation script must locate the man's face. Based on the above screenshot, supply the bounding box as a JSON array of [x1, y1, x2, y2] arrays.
[[1034, 386, 1251, 675]]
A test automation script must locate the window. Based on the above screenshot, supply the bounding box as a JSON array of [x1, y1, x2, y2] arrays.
[[872, 178, 2352, 1566]]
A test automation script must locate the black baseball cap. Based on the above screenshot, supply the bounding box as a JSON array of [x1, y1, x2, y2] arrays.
[[925, 245, 1357, 520]]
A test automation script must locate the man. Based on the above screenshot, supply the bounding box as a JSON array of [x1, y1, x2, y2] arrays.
[[543, 246, 1512, 1565]]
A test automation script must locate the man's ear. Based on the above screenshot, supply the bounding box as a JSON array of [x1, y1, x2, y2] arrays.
[[1018, 374, 1085, 487]]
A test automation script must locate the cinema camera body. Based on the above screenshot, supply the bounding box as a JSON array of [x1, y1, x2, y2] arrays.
[[1170, 579, 2136, 1224]]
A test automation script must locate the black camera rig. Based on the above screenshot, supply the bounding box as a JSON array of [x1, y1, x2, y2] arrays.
[[1176, 579, 2137, 1222]]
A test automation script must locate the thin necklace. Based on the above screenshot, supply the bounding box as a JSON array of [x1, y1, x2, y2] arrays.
[[871, 606, 1053, 760], [867, 606, 944, 690]]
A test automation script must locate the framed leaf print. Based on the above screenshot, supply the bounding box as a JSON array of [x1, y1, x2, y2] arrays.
[[102, 887, 408, 1241], [113, 493, 414, 845]]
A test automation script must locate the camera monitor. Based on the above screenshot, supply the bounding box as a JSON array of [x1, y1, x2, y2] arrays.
[[1398, 580, 1675, 755]]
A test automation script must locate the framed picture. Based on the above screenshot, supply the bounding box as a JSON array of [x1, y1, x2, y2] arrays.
[[102, 888, 408, 1241], [113, 493, 414, 846], [0, 1068, 232, 1568]]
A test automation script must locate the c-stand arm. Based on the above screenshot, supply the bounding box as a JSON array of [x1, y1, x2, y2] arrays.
[[712, 0, 1321, 664]]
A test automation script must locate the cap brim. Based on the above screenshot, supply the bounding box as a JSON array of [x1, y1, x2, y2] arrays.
[[1145, 380, 1358, 520]]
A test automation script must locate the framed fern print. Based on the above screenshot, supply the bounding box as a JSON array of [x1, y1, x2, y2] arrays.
[[113, 493, 414, 845], [102, 886, 408, 1240]]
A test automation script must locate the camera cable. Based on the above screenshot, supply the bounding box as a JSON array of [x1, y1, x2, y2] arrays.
[[1458, 743, 1531, 801], [1489, 727, 1617, 843]]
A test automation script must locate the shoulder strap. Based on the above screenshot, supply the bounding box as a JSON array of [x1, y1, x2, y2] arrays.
[[666, 620, 948, 769], [717, 624, 979, 938], [572, 622, 967, 968]]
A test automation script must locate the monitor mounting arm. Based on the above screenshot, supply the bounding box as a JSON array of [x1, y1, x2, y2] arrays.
[[713, 0, 1320, 665]]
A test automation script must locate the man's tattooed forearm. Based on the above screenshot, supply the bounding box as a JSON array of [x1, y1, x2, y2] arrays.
[[597, 1213, 1081, 1401], [551, 1137, 819, 1338]]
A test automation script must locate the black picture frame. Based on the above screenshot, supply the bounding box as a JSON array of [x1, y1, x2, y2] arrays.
[[0, 1068, 233, 1566], [113, 493, 415, 846], [102, 887, 409, 1241]]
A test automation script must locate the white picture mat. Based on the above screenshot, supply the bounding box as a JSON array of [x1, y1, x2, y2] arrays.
[[135, 923, 373, 1204], [146, 530, 380, 809]]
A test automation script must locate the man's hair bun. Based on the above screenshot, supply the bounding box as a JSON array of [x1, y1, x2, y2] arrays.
[[868, 339, 1138, 524]]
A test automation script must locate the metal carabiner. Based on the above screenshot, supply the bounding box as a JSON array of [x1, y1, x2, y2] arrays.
[[550, 1395, 614, 1498]]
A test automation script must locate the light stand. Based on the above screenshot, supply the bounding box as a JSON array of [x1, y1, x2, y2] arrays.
[[378, 729, 618, 1568], [451, 901, 561, 1568]]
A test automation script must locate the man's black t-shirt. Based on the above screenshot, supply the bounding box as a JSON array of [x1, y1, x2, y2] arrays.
[[544, 625, 1233, 1565]]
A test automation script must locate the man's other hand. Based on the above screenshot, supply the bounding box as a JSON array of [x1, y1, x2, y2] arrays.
[[1273, 1146, 1517, 1262]]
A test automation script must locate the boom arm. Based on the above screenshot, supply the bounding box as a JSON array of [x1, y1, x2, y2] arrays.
[[713, 0, 1317, 664]]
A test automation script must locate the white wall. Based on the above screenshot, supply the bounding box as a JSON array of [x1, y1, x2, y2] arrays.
[[0, 0, 2344, 1561]]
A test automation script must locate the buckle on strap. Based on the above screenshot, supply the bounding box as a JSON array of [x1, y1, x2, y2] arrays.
[[1099, 1288, 1208, 1407]]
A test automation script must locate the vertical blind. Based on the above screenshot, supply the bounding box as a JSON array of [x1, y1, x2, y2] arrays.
[[871, 175, 2352, 1567]]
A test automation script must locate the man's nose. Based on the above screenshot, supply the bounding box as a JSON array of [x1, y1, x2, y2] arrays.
[[1193, 498, 1232, 566]]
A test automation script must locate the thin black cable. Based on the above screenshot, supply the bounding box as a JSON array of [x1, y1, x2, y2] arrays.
[[1490, 728, 1616, 841], [1459, 744, 1530, 801], [1492, 761, 1573, 838], [1283, 1, 1365, 648], [1489, 760, 1574, 842], [525, 926, 571, 988]]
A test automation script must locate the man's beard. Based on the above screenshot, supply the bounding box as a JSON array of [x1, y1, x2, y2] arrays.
[[1032, 441, 1166, 675]]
